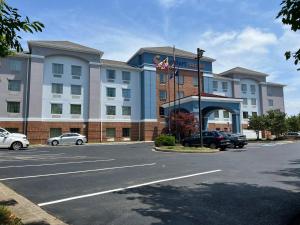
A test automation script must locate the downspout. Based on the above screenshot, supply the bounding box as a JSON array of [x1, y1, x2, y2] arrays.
[[24, 56, 31, 136]]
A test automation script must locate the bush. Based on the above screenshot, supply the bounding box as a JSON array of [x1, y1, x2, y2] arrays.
[[155, 135, 175, 147], [0, 205, 23, 225]]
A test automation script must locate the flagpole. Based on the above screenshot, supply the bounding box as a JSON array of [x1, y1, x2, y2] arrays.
[[167, 66, 171, 134], [173, 45, 177, 140]]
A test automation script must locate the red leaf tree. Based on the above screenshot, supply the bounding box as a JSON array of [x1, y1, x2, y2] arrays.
[[163, 111, 198, 139]]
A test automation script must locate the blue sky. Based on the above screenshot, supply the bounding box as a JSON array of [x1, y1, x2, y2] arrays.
[[8, 0, 300, 115]]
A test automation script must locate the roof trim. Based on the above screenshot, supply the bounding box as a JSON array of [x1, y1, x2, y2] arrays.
[[127, 47, 216, 64], [28, 41, 103, 56], [219, 67, 269, 77], [101, 59, 142, 71]]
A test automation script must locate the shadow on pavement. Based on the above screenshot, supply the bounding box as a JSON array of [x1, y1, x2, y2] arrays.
[[120, 182, 300, 225]]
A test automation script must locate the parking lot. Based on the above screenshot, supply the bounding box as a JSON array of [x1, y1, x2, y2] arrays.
[[1, 142, 300, 225]]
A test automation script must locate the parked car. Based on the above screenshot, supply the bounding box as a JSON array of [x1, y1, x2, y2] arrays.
[[182, 131, 231, 150], [219, 131, 248, 148], [285, 132, 300, 138], [47, 133, 87, 146], [0, 128, 30, 150]]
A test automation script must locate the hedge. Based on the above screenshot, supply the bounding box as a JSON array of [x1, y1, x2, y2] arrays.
[[155, 135, 175, 147]]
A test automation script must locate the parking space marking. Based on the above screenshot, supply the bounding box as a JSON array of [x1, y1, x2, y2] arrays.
[[0, 163, 156, 181], [38, 169, 222, 206], [0, 159, 115, 169], [0, 155, 89, 162]]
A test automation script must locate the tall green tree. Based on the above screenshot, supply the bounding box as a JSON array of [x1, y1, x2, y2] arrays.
[[248, 115, 266, 140], [0, 0, 44, 57], [277, 0, 300, 70], [286, 114, 300, 131], [265, 110, 287, 138]]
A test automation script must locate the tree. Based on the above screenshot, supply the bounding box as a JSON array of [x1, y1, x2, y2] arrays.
[[0, 0, 44, 57], [286, 114, 300, 131], [163, 111, 198, 140], [265, 110, 287, 139], [248, 115, 266, 140], [277, 0, 300, 70]]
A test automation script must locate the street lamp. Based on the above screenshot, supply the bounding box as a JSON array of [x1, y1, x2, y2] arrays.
[[197, 48, 205, 147]]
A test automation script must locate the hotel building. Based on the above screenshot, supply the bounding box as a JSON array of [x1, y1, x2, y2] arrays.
[[0, 41, 285, 143]]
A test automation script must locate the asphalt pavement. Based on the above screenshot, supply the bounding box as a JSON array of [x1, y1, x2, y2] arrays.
[[0, 142, 300, 225]]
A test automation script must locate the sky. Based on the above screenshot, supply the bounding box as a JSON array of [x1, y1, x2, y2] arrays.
[[8, 0, 300, 115]]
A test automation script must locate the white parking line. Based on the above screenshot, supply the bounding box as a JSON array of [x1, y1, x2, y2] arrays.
[[38, 169, 221, 206], [0, 159, 115, 169], [0, 163, 156, 181], [0, 156, 88, 162]]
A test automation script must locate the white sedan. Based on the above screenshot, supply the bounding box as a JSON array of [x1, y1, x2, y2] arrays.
[[47, 133, 87, 146], [0, 128, 30, 150]]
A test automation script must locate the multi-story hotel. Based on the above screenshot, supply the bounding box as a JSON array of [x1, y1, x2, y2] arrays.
[[0, 41, 285, 144]]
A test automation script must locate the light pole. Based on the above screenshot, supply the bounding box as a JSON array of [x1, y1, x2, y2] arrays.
[[197, 48, 205, 147]]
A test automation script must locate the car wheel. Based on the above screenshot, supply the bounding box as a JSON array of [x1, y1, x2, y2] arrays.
[[11, 141, 22, 151], [51, 140, 59, 146], [220, 147, 227, 151], [76, 139, 83, 145], [209, 143, 217, 149]]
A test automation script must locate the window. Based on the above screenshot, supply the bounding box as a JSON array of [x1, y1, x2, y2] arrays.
[[50, 128, 62, 138], [70, 104, 81, 114], [193, 76, 198, 87], [241, 84, 247, 93], [243, 98, 248, 105], [222, 82, 228, 92], [159, 90, 167, 101], [52, 83, 63, 94], [106, 128, 116, 138], [8, 80, 21, 91], [214, 110, 219, 118], [268, 99, 274, 106], [106, 105, 116, 115], [71, 85, 81, 95], [122, 71, 131, 83], [159, 73, 167, 84], [213, 81, 218, 91], [122, 128, 131, 137], [7, 102, 20, 113], [107, 70, 115, 82], [51, 103, 62, 114], [250, 84, 256, 94], [52, 63, 63, 75], [177, 75, 184, 85], [122, 89, 131, 98], [106, 87, 116, 97], [9, 60, 21, 72], [159, 107, 165, 116], [251, 98, 256, 106], [122, 106, 131, 116], [176, 91, 184, 99], [267, 87, 273, 96], [5, 128, 19, 133], [243, 111, 249, 119], [70, 128, 81, 134], [71, 65, 82, 76], [223, 111, 229, 118], [252, 112, 258, 117]]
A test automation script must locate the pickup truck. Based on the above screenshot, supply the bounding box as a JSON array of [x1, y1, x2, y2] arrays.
[[0, 128, 30, 150]]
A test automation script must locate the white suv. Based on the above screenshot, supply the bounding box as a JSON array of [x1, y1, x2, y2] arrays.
[[0, 128, 30, 150]]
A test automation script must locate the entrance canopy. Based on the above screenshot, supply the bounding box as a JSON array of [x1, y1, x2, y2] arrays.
[[161, 93, 243, 133]]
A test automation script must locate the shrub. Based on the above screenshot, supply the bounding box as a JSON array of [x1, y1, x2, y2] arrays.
[[155, 135, 175, 147], [0, 205, 23, 225]]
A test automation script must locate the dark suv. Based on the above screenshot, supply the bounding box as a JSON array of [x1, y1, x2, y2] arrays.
[[219, 131, 248, 148], [182, 131, 231, 150]]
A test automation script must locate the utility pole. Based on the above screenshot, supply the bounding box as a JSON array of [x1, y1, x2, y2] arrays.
[[197, 48, 205, 147]]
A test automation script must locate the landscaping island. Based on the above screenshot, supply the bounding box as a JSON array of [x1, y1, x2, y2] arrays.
[[155, 145, 219, 153]]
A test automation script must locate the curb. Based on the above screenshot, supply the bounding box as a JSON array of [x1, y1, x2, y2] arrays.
[[0, 182, 67, 225], [153, 147, 220, 153]]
